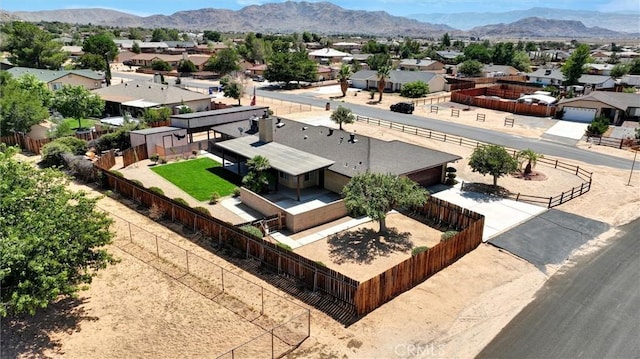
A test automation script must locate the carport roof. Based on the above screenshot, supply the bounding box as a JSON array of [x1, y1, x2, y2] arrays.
[[216, 136, 335, 176]]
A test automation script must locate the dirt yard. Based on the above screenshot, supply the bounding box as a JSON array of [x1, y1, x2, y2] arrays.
[[294, 212, 443, 281]]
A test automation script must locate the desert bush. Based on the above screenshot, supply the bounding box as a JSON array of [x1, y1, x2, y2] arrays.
[[277, 242, 292, 251], [411, 246, 429, 256], [55, 136, 88, 155], [172, 197, 189, 207], [239, 225, 263, 238], [193, 206, 211, 216], [441, 230, 459, 241], [148, 186, 164, 196], [233, 187, 241, 197], [586, 116, 610, 136], [400, 81, 430, 98], [315, 261, 326, 267], [130, 179, 143, 187], [209, 192, 220, 204], [149, 153, 159, 163], [40, 141, 71, 168], [110, 170, 124, 177]]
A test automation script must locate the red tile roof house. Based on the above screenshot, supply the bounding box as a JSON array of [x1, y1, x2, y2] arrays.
[[212, 114, 461, 233]]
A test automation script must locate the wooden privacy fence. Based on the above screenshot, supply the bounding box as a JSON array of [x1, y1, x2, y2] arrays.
[[586, 135, 639, 149], [451, 85, 557, 117], [122, 144, 148, 167], [94, 163, 485, 317], [0, 133, 51, 154], [355, 199, 484, 314]]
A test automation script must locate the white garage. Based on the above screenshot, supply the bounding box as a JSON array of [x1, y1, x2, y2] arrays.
[[562, 107, 597, 123]]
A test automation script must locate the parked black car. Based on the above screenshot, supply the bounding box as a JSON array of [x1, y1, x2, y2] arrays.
[[390, 102, 415, 114]]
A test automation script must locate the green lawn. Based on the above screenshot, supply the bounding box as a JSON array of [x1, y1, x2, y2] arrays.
[[150, 157, 240, 201], [63, 118, 98, 130]]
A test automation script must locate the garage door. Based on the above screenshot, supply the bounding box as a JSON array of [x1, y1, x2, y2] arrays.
[[563, 107, 597, 123], [406, 166, 443, 187]]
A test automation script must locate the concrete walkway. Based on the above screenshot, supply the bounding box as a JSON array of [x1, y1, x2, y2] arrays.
[[430, 183, 547, 242]]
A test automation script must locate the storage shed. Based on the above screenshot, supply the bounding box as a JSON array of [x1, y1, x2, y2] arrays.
[[130, 126, 188, 156]]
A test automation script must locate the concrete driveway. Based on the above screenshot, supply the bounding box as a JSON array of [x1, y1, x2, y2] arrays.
[[430, 184, 547, 241]]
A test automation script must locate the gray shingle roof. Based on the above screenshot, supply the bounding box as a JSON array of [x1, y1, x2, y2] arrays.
[[91, 80, 211, 105], [213, 118, 460, 178], [6, 66, 104, 82], [559, 92, 640, 110]]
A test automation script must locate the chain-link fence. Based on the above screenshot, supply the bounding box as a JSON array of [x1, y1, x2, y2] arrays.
[[102, 207, 310, 358]]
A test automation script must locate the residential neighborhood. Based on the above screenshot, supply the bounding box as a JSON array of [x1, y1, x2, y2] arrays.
[[1, 2, 639, 359]]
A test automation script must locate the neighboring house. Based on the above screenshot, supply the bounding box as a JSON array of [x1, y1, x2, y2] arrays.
[[91, 80, 213, 117], [578, 75, 616, 90], [0, 58, 14, 70], [130, 53, 185, 67], [435, 50, 464, 63], [212, 116, 461, 232], [585, 63, 615, 76], [61, 45, 84, 59], [116, 50, 137, 64], [246, 64, 268, 76], [349, 70, 446, 92], [187, 55, 212, 71], [620, 75, 640, 88], [482, 64, 520, 77], [113, 40, 169, 53], [308, 48, 351, 64], [6, 66, 104, 90], [397, 58, 444, 72], [317, 66, 334, 81], [527, 68, 564, 86], [557, 92, 640, 124], [333, 42, 361, 52], [341, 53, 372, 69]]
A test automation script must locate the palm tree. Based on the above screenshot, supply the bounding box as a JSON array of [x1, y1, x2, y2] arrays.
[[330, 105, 355, 130], [517, 149, 542, 175], [338, 64, 351, 97], [376, 66, 390, 102], [243, 155, 271, 193]]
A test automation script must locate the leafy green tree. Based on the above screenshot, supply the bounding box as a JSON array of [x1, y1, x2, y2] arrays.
[[82, 33, 118, 61], [610, 63, 629, 78], [0, 74, 49, 133], [151, 28, 168, 42], [242, 155, 271, 193], [205, 47, 240, 76], [441, 33, 451, 48], [151, 59, 172, 71], [491, 42, 515, 65], [458, 60, 483, 77], [338, 64, 351, 97], [342, 172, 428, 234], [586, 116, 610, 136], [330, 105, 355, 130], [177, 59, 197, 73], [203, 30, 222, 42], [562, 43, 591, 86], [76, 53, 106, 71], [401, 81, 430, 98], [52, 85, 105, 130], [361, 40, 389, 54], [1, 21, 68, 69], [15, 73, 53, 108], [511, 51, 532, 72], [143, 107, 172, 124], [516, 148, 543, 175], [469, 144, 518, 186], [0, 144, 114, 317], [376, 66, 390, 102], [366, 53, 391, 71], [463, 43, 491, 63], [220, 76, 243, 105], [131, 41, 141, 54], [128, 27, 143, 40], [628, 58, 640, 75], [264, 50, 317, 85]]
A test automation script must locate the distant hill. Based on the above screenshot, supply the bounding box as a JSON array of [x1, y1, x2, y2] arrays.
[[1, 2, 636, 38], [465, 17, 628, 39], [408, 7, 639, 34], [1, 2, 454, 37]]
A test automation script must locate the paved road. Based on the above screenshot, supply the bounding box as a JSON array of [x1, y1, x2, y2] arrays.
[[114, 72, 634, 170], [477, 217, 640, 359]]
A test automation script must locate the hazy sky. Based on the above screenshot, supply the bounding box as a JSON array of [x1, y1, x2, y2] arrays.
[[2, 0, 638, 17]]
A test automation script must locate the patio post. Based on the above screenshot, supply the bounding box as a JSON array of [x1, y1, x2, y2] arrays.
[[296, 175, 301, 201]]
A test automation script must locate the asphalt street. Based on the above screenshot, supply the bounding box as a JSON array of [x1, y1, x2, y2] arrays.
[[115, 72, 634, 170], [477, 217, 640, 359]]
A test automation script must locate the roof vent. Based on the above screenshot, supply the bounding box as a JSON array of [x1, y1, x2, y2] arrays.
[[304, 135, 308, 139], [327, 128, 334, 136], [136, 84, 139, 87], [545, 69, 552, 75], [301, 126, 308, 131], [276, 122, 285, 128], [348, 133, 357, 143]]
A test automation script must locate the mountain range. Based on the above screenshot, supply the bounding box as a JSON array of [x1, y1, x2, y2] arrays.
[[1, 2, 638, 39]]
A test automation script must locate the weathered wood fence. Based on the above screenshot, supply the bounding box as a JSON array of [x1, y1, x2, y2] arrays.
[[121, 144, 148, 167], [451, 84, 557, 117]]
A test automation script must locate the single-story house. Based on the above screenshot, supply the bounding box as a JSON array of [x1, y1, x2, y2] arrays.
[[333, 42, 361, 52], [482, 65, 520, 77], [113, 40, 169, 53], [212, 116, 461, 232], [129, 53, 185, 67], [61, 45, 84, 59], [246, 64, 268, 76], [397, 59, 444, 72], [308, 48, 351, 64], [6, 66, 104, 91], [527, 68, 565, 86], [187, 55, 212, 71], [585, 63, 615, 76], [578, 75, 616, 90], [557, 92, 640, 124], [435, 50, 464, 63], [91, 80, 213, 117], [349, 70, 446, 93], [620, 75, 640, 88]]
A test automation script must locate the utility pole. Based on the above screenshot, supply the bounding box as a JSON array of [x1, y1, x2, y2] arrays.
[[627, 145, 639, 186]]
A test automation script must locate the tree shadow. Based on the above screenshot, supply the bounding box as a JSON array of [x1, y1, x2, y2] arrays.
[[1, 297, 98, 358], [205, 166, 243, 185], [328, 227, 413, 265]]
